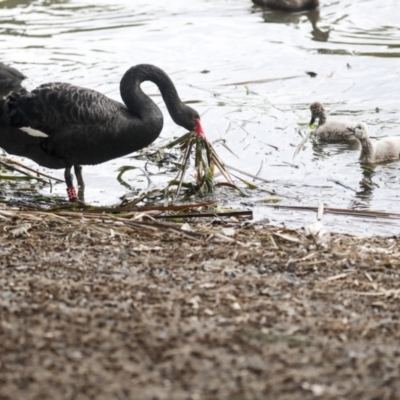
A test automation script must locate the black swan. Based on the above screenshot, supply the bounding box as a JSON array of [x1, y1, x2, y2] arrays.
[[348, 123, 400, 163], [310, 102, 360, 143], [0, 64, 204, 201], [0, 63, 26, 91], [252, 0, 319, 11]]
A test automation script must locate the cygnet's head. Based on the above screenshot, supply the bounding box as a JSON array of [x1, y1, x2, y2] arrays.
[[309, 102, 324, 125], [347, 122, 369, 139]]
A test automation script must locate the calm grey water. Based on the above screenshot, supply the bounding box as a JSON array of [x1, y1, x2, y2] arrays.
[[1, 0, 400, 235]]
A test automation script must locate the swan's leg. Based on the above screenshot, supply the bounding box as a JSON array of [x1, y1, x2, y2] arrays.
[[64, 167, 78, 202], [74, 165, 85, 188], [74, 165, 85, 202], [64, 167, 73, 187]]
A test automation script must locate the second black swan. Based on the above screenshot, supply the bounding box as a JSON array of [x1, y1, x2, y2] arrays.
[[251, 0, 319, 11], [0, 64, 205, 201], [0, 62, 26, 91]]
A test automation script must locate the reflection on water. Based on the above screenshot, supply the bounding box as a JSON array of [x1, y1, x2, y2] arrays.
[[260, 8, 330, 42], [312, 140, 360, 159], [0, 0, 400, 236], [352, 163, 377, 208]]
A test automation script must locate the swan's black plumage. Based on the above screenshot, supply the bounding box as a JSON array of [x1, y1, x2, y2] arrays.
[[0, 64, 204, 200], [0, 125, 65, 169], [0, 63, 26, 91]]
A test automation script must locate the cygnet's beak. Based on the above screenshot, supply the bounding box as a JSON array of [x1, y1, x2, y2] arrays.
[[347, 127, 356, 135], [309, 116, 316, 125]]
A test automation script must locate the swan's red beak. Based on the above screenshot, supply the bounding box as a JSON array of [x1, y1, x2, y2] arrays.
[[194, 118, 205, 139]]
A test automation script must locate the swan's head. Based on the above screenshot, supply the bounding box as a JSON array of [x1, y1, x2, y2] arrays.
[[347, 122, 369, 139], [309, 102, 324, 125], [181, 104, 205, 138]]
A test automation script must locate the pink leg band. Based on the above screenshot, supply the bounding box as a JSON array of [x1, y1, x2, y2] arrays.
[[67, 186, 78, 201]]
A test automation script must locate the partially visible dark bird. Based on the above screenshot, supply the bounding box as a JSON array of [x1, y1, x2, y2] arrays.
[[0, 64, 204, 201], [252, 0, 319, 11], [0, 63, 26, 91]]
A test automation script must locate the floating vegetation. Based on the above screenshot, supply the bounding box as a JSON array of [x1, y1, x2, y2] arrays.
[[0, 157, 63, 184], [260, 197, 282, 204], [0, 156, 67, 207], [160, 131, 243, 202], [116, 165, 151, 191], [221, 75, 303, 86], [292, 124, 315, 162], [265, 203, 400, 220]]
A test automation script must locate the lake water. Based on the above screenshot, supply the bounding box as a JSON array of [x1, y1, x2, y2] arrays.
[[1, 0, 400, 236]]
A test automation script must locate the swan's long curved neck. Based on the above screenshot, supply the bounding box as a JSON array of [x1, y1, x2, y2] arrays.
[[317, 109, 327, 126], [358, 137, 375, 162], [120, 64, 182, 123]]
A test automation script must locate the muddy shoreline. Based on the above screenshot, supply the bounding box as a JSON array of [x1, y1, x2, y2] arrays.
[[1, 208, 399, 399]]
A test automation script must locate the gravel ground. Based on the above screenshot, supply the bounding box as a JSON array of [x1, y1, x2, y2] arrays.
[[1, 209, 400, 400]]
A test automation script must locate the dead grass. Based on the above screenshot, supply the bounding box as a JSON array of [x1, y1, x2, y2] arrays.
[[0, 207, 400, 400]]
